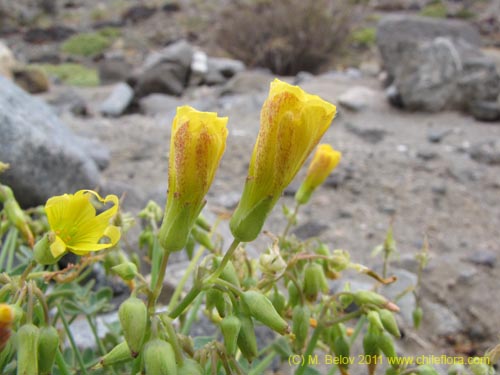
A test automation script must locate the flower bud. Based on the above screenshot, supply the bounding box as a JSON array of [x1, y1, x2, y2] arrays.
[[236, 313, 258, 362], [367, 311, 384, 332], [353, 291, 399, 312], [206, 289, 227, 317], [469, 363, 494, 375], [0, 304, 14, 353], [112, 262, 138, 281], [413, 306, 423, 329], [191, 226, 214, 251], [378, 332, 397, 366], [230, 79, 336, 242], [292, 305, 310, 352], [220, 315, 241, 356], [96, 341, 133, 368], [217, 259, 240, 288], [332, 326, 350, 375], [143, 338, 178, 375], [303, 263, 328, 302], [0, 330, 16, 373], [269, 290, 286, 317], [118, 297, 147, 357], [159, 106, 228, 253], [287, 281, 300, 307], [241, 291, 289, 335], [259, 252, 287, 274], [295, 144, 341, 205], [33, 232, 62, 265], [363, 327, 381, 375], [17, 323, 39, 375], [178, 358, 203, 375], [378, 309, 401, 338], [38, 326, 59, 375]]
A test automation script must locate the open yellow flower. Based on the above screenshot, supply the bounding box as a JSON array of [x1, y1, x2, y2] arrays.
[[0, 303, 13, 352], [159, 106, 228, 252], [295, 144, 342, 204], [230, 79, 337, 242], [42, 190, 120, 259]]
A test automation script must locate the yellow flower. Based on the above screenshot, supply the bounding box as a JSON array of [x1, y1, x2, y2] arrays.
[[295, 144, 341, 204], [230, 79, 337, 242], [0, 304, 13, 327], [37, 190, 120, 261], [159, 106, 228, 252]]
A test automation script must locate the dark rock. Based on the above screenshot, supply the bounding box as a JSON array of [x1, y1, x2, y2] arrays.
[[13, 67, 49, 93], [48, 89, 88, 117], [134, 40, 194, 97], [466, 250, 497, 268], [416, 149, 439, 161], [377, 15, 481, 80], [207, 57, 245, 79], [427, 128, 451, 143], [431, 183, 447, 195], [99, 82, 134, 117], [0, 76, 100, 207], [469, 100, 500, 122], [469, 140, 500, 165], [422, 300, 462, 336], [98, 57, 132, 84], [292, 221, 329, 240], [385, 84, 404, 108], [162, 2, 181, 12], [122, 5, 157, 23], [345, 122, 387, 144], [23, 26, 75, 43]]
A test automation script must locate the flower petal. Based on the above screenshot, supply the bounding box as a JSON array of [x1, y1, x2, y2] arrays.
[[50, 236, 67, 258]]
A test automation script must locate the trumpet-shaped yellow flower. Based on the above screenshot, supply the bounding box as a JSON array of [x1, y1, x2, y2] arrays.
[[230, 79, 337, 242], [43, 190, 120, 259], [295, 144, 342, 204], [159, 106, 228, 252]]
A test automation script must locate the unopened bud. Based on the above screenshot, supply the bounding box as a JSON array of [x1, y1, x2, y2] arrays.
[[17, 324, 40, 375], [367, 310, 384, 332], [236, 313, 258, 362], [95, 341, 133, 368], [378, 332, 397, 365], [413, 306, 423, 329], [33, 232, 61, 265], [242, 291, 289, 335], [112, 262, 138, 281], [178, 358, 203, 375], [38, 326, 59, 375], [143, 338, 178, 375], [220, 315, 241, 356], [353, 291, 399, 311], [118, 297, 147, 357], [303, 263, 328, 302], [379, 309, 401, 338], [292, 305, 310, 351], [191, 226, 214, 251]]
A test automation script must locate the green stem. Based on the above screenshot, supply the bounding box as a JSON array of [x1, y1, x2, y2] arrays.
[[147, 251, 170, 315], [349, 315, 366, 346], [169, 238, 240, 319], [167, 245, 206, 311], [282, 204, 300, 238], [160, 315, 184, 366], [249, 351, 276, 375], [57, 305, 89, 375], [55, 348, 71, 375], [86, 315, 106, 356], [180, 294, 203, 335], [295, 322, 323, 375]]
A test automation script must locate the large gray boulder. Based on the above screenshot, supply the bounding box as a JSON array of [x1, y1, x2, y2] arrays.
[[133, 40, 194, 97], [394, 38, 500, 112], [0, 77, 101, 207], [377, 15, 481, 79]]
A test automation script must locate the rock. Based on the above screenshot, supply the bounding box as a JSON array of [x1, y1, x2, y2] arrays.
[[134, 40, 194, 97], [377, 14, 481, 80], [207, 57, 245, 79], [48, 89, 88, 117], [292, 221, 329, 240], [0, 76, 100, 207], [345, 122, 387, 144], [427, 128, 451, 143], [220, 70, 273, 96], [122, 5, 157, 23], [23, 26, 75, 43], [421, 300, 462, 336], [385, 84, 404, 108], [372, 0, 429, 11], [338, 86, 380, 112], [469, 100, 500, 122], [395, 38, 500, 112], [76, 138, 110, 171], [162, 2, 181, 13], [189, 50, 208, 86], [469, 140, 500, 165], [138, 93, 180, 116], [0, 41, 15, 78], [12, 67, 49, 93], [98, 57, 132, 84], [294, 71, 314, 84], [466, 250, 497, 268], [416, 149, 439, 161], [99, 82, 134, 117]]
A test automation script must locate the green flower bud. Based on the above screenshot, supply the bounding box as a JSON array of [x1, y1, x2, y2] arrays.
[[112, 262, 138, 281], [220, 315, 241, 356], [178, 358, 203, 375], [303, 263, 328, 302], [332, 333, 350, 375], [269, 290, 286, 317], [185, 234, 195, 259], [191, 226, 214, 251], [448, 364, 467, 375], [119, 297, 147, 357], [17, 324, 39, 375], [379, 309, 401, 338], [413, 306, 423, 329], [33, 233, 63, 265], [38, 326, 59, 375], [469, 362, 495, 375], [378, 332, 397, 366], [0, 185, 34, 246], [367, 311, 384, 332], [287, 281, 300, 307], [144, 338, 178, 375], [195, 215, 211, 232], [292, 305, 310, 352], [237, 313, 258, 362], [241, 291, 289, 335], [97, 341, 133, 368], [218, 259, 240, 288], [363, 327, 381, 375], [206, 289, 226, 317], [354, 291, 399, 311]]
